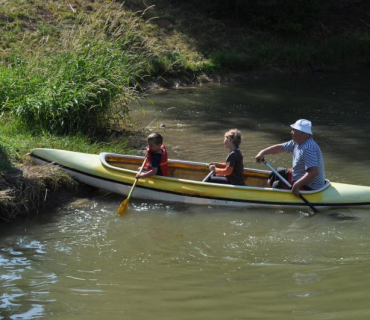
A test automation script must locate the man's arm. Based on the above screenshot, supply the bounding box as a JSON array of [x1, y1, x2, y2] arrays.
[[291, 167, 318, 197], [255, 144, 285, 163]]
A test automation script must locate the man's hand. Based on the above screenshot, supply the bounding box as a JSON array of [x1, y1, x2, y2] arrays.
[[209, 165, 216, 172], [291, 181, 303, 197], [291, 167, 318, 197], [255, 145, 285, 163], [255, 151, 265, 163]]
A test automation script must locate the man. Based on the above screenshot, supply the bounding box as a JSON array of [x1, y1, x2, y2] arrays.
[[255, 119, 325, 197]]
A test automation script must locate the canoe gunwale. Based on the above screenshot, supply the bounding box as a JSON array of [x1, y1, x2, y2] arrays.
[[100, 152, 331, 195], [101, 152, 269, 174]]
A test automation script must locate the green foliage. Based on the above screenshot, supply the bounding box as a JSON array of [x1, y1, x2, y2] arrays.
[[313, 33, 370, 65], [0, 117, 130, 165], [0, 5, 153, 135], [0, 143, 12, 174], [209, 51, 260, 72], [149, 49, 212, 75]]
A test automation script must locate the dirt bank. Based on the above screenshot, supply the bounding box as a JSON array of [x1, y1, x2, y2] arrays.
[[0, 161, 77, 222]]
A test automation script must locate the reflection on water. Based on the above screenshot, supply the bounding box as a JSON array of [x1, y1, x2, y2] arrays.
[[1, 71, 370, 319]]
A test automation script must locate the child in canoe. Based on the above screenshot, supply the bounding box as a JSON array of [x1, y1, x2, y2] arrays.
[[136, 132, 168, 178], [206, 129, 245, 186]]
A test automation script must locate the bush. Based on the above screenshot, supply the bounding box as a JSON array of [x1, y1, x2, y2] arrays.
[[0, 4, 154, 135]]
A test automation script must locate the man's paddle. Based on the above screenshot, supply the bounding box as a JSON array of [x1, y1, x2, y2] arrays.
[[117, 157, 147, 216], [263, 160, 319, 216]]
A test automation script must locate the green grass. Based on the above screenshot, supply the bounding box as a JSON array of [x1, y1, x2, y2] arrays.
[[0, 117, 131, 172], [0, 144, 12, 174], [0, 4, 156, 136]]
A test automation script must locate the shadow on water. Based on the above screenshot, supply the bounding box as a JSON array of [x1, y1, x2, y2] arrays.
[[325, 211, 359, 221]]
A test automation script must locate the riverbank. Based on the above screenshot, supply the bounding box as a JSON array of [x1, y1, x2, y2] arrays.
[[1, 1, 369, 84], [0, 162, 75, 221], [0, 0, 369, 221], [0, 126, 137, 222]]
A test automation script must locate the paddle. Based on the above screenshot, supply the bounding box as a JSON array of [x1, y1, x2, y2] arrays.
[[263, 160, 319, 216], [202, 171, 214, 182], [117, 157, 147, 216]]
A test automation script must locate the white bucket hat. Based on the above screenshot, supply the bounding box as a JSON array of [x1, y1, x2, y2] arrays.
[[290, 119, 313, 135]]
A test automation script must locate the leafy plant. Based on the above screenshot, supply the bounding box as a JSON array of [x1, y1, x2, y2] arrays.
[[1, 4, 154, 135]]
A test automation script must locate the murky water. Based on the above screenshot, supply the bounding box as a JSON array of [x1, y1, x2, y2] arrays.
[[1, 70, 370, 319]]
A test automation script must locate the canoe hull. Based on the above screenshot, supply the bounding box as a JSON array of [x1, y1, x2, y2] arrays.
[[32, 155, 301, 208], [31, 148, 370, 210]]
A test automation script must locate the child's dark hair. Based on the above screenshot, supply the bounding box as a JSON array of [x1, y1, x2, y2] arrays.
[[147, 132, 163, 145], [225, 129, 241, 147]]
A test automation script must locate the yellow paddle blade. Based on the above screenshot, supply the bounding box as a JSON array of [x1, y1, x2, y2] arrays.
[[117, 199, 129, 216]]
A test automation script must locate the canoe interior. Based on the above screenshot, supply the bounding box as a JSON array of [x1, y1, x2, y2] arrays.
[[105, 156, 269, 187]]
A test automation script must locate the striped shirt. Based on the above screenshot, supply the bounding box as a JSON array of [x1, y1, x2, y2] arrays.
[[282, 137, 325, 189]]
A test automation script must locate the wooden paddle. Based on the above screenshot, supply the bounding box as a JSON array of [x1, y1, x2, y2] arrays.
[[117, 157, 147, 216], [263, 160, 319, 216]]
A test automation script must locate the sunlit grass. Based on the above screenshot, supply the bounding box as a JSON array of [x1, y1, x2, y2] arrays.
[[0, 4, 156, 136], [0, 117, 130, 171]]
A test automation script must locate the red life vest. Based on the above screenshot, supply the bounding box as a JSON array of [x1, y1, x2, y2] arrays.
[[145, 144, 168, 176]]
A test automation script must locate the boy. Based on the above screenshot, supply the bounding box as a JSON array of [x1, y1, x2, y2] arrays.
[[136, 132, 168, 178]]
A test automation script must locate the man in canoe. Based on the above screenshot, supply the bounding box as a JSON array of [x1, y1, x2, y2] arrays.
[[255, 119, 325, 197]]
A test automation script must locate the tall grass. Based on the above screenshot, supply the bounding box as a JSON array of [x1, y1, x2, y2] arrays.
[[0, 144, 12, 174], [0, 4, 155, 135], [0, 116, 130, 167]]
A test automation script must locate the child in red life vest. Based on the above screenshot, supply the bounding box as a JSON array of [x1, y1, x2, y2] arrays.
[[207, 129, 245, 186], [136, 132, 168, 178]]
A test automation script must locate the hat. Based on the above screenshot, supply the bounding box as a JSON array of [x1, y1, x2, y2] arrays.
[[290, 119, 313, 135]]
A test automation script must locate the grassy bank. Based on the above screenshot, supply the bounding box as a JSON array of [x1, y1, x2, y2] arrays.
[[0, 120, 133, 221], [0, 1, 158, 220], [0, 0, 369, 220]]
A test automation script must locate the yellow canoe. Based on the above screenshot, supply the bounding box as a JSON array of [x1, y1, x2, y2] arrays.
[[30, 148, 370, 210]]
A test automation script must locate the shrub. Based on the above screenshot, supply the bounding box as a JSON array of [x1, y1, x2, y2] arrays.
[[0, 4, 154, 135]]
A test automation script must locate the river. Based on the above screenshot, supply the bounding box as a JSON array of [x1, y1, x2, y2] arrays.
[[1, 70, 370, 319]]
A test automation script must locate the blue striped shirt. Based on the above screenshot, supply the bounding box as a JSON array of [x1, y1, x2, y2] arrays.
[[282, 137, 325, 189]]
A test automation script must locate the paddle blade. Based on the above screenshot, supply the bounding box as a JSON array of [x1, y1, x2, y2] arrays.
[[117, 199, 129, 216]]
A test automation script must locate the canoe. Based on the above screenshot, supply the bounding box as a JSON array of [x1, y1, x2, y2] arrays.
[[30, 148, 370, 210]]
